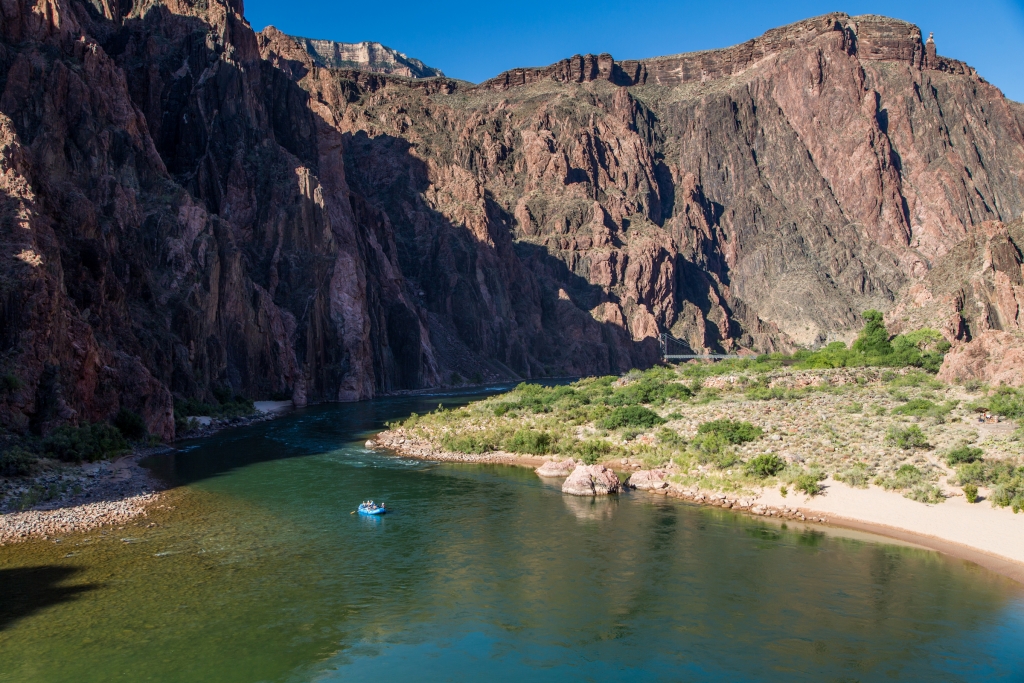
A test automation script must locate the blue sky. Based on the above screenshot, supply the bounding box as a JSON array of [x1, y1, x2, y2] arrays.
[[243, 0, 1024, 101]]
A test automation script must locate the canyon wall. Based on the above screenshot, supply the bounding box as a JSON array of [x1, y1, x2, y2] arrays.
[[0, 1, 1021, 438]]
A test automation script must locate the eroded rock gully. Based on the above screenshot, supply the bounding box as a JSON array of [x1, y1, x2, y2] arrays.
[[0, 1, 1021, 439]]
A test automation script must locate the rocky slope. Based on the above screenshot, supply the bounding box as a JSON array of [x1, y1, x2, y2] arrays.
[[259, 27, 443, 78], [0, 1, 1021, 440]]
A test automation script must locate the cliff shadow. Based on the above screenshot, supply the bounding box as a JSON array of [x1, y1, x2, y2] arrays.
[[0, 565, 99, 631], [337, 127, 661, 378]]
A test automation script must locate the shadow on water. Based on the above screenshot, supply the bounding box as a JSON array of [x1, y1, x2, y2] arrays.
[[0, 566, 100, 631], [143, 382, 570, 488]]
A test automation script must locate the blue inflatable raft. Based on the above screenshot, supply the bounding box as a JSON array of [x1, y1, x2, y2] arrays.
[[358, 502, 387, 516]]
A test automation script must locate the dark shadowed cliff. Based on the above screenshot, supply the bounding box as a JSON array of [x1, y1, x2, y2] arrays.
[[0, 0, 1022, 439]]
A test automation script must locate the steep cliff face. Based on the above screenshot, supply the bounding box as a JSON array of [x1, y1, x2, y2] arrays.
[[259, 27, 443, 79], [261, 13, 1024, 352], [0, 2, 1021, 440]]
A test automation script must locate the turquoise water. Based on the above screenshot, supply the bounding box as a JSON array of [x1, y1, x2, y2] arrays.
[[1, 390, 1023, 682]]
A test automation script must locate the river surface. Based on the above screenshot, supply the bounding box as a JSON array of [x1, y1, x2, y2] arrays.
[[2, 389, 1024, 682]]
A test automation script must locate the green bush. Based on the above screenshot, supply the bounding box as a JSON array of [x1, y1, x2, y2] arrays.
[[836, 463, 871, 488], [114, 409, 147, 440], [42, 423, 128, 463], [599, 406, 665, 430], [571, 439, 612, 465], [504, 429, 552, 455], [991, 476, 1024, 513], [1, 373, 22, 393], [945, 446, 983, 465], [603, 369, 691, 407], [745, 454, 784, 478], [696, 419, 763, 444], [788, 313, 947, 372], [963, 483, 979, 504], [905, 484, 945, 504], [0, 447, 36, 477], [878, 464, 925, 490], [440, 431, 502, 454], [794, 473, 823, 496], [891, 399, 956, 419], [885, 425, 930, 450]]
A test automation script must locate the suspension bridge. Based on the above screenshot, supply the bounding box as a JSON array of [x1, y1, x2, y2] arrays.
[[658, 333, 743, 361]]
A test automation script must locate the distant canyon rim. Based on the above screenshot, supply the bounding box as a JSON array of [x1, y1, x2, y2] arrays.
[[0, 0, 1022, 440]]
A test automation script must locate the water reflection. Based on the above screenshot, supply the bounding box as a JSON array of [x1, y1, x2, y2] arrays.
[[562, 493, 619, 521], [0, 390, 1022, 683]]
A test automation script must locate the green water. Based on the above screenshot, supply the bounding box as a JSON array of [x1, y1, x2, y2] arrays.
[[2, 390, 1023, 682]]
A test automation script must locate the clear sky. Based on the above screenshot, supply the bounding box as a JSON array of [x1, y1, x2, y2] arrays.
[[242, 0, 1024, 101]]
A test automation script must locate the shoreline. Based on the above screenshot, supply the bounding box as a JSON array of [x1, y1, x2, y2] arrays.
[[373, 429, 1024, 586], [0, 401, 298, 545]]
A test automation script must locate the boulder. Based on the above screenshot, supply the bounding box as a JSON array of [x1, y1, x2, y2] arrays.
[[626, 469, 669, 490], [562, 464, 621, 496], [535, 459, 578, 477]]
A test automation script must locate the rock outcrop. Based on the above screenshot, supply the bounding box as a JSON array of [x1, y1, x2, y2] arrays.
[[259, 27, 443, 78], [626, 469, 669, 490], [562, 464, 621, 496], [0, 0, 1021, 440], [535, 459, 578, 477]]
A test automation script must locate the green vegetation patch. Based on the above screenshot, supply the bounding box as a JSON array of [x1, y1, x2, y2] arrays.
[[599, 406, 665, 430], [891, 399, 957, 419], [0, 447, 37, 477], [42, 423, 128, 463], [945, 445, 984, 465], [696, 419, 763, 444], [745, 453, 784, 478], [885, 425, 930, 450]]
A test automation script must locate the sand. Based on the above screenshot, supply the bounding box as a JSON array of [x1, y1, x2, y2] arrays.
[[753, 479, 1024, 582]]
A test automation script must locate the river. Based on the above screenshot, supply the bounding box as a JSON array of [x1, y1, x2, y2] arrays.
[[1, 389, 1023, 681]]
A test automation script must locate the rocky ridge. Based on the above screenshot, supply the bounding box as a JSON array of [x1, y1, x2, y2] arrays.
[[0, 0, 1021, 443], [259, 27, 443, 78]]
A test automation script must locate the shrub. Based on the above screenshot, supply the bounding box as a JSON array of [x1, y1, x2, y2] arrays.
[[878, 464, 924, 490], [696, 419, 763, 444], [440, 431, 502, 454], [571, 439, 612, 465], [836, 463, 870, 488], [991, 476, 1024, 513], [42, 423, 128, 463], [114, 409, 147, 440], [885, 425, 930, 450], [604, 370, 691, 407], [745, 454, 784, 478], [504, 429, 552, 455], [0, 447, 36, 477], [905, 484, 945, 504], [794, 473, 823, 496], [599, 406, 665, 430], [963, 483, 979, 504], [891, 399, 956, 419], [450, 372, 464, 385], [945, 446, 983, 466]]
